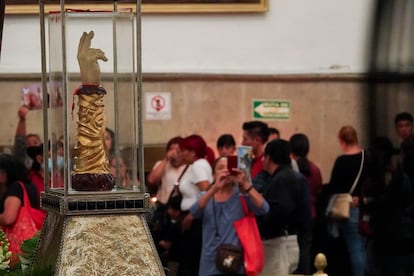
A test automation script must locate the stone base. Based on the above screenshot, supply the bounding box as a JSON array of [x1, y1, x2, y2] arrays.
[[32, 212, 165, 275]]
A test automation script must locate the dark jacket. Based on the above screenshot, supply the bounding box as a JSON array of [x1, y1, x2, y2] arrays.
[[258, 164, 311, 239]]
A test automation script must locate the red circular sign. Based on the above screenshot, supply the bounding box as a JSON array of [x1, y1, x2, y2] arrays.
[[151, 95, 166, 111]]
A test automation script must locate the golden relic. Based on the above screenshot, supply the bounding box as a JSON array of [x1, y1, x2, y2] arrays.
[[71, 31, 115, 191]]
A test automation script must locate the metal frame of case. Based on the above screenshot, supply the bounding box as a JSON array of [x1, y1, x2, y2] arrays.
[[38, 0, 148, 216]]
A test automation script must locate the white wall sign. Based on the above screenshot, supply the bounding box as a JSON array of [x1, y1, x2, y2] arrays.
[[145, 92, 171, 120]]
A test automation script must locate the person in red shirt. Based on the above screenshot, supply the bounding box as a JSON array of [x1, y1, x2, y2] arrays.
[[241, 121, 270, 179]]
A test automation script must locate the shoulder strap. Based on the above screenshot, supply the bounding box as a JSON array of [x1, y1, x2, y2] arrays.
[[167, 164, 190, 202], [18, 181, 31, 208], [175, 164, 190, 186], [349, 150, 365, 194], [239, 195, 250, 216]]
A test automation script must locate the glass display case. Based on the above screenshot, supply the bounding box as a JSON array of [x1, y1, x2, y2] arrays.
[[33, 1, 164, 275], [39, 0, 148, 216]]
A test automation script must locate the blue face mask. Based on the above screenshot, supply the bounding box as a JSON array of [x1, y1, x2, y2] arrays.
[[48, 156, 64, 172]]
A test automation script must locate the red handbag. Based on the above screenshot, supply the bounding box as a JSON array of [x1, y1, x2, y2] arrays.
[[233, 195, 264, 276], [2, 181, 46, 256]]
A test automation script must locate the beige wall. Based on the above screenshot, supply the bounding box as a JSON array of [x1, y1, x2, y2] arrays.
[[0, 74, 375, 182], [142, 76, 371, 182]]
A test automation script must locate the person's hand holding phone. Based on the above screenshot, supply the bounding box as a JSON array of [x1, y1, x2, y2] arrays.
[[226, 155, 238, 175], [18, 105, 29, 120], [233, 168, 252, 192]]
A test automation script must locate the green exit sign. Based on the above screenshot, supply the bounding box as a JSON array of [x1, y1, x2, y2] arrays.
[[253, 100, 291, 120]]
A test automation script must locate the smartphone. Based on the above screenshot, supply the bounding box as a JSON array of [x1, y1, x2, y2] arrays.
[[227, 155, 238, 175], [22, 86, 43, 110], [22, 82, 61, 110], [237, 145, 253, 171]]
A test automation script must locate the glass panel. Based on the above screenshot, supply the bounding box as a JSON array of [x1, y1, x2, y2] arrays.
[[47, 12, 65, 192], [46, 8, 140, 195]]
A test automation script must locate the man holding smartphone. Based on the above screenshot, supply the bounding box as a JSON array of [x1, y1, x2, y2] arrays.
[[241, 120, 270, 193]]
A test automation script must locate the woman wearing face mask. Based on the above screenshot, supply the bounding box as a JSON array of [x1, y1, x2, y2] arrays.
[[26, 144, 45, 198], [26, 142, 65, 196], [51, 137, 65, 188], [0, 153, 44, 266]]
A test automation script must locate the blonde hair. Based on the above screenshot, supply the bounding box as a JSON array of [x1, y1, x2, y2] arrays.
[[338, 125, 358, 145]]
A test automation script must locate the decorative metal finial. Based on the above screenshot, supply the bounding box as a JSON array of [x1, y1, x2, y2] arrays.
[[313, 253, 328, 276]]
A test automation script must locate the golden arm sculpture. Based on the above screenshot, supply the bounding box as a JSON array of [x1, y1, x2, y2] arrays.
[[71, 31, 115, 191]]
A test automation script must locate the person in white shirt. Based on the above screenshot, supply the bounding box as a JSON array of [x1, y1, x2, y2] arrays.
[[147, 136, 186, 205], [178, 134, 213, 276], [146, 136, 187, 270]]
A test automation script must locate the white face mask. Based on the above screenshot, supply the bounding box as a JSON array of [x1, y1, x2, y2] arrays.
[[48, 156, 64, 172]]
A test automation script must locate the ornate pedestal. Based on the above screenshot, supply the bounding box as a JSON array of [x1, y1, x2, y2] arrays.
[[32, 192, 165, 275]]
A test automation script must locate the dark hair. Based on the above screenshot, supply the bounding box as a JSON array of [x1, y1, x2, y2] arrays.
[[166, 136, 183, 151], [264, 139, 291, 165], [58, 135, 64, 147], [105, 127, 116, 157], [369, 136, 396, 167], [394, 112, 413, 125], [0, 154, 27, 185], [242, 121, 269, 144], [290, 133, 311, 177], [366, 136, 396, 194], [180, 134, 207, 159], [216, 134, 236, 148], [269, 127, 280, 136]]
